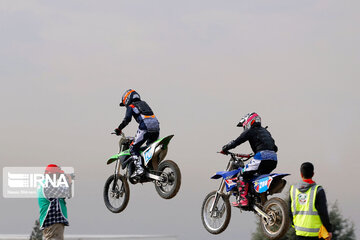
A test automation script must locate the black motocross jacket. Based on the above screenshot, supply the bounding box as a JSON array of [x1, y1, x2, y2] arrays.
[[223, 124, 278, 154]]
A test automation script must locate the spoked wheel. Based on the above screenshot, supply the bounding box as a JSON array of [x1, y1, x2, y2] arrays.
[[155, 160, 181, 199], [201, 190, 231, 234], [260, 197, 290, 240], [103, 174, 130, 213]]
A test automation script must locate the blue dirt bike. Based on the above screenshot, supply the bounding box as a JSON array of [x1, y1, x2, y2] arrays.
[[201, 152, 290, 239]]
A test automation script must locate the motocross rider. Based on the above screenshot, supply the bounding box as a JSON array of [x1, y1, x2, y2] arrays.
[[221, 112, 278, 207], [115, 89, 160, 178]]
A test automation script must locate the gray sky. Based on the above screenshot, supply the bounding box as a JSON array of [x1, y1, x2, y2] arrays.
[[1, 0, 359, 239]]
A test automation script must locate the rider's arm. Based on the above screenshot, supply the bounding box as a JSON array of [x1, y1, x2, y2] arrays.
[[222, 130, 250, 151], [315, 187, 333, 233], [118, 106, 133, 130]]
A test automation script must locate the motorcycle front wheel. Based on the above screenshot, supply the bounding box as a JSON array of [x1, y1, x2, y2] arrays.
[[155, 160, 181, 199], [260, 197, 290, 240], [201, 190, 231, 234], [103, 174, 130, 213]]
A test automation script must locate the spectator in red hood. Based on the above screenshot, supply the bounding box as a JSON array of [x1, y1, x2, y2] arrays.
[[37, 164, 73, 240]]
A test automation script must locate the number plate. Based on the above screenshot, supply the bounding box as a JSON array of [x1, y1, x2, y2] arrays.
[[143, 148, 153, 164]]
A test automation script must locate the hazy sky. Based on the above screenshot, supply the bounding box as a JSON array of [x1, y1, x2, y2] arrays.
[[1, 1, 359, 239]]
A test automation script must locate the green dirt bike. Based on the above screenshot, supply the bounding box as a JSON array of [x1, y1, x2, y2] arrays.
[[103, 132, 181, 213]]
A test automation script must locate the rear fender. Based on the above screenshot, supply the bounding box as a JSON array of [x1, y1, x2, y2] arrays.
[[268, 175, 289, 195], [156, 135, 174, 150], [252, 173, 290, 194], [155, 135, 175, 163], [142, 135, 174, 167]]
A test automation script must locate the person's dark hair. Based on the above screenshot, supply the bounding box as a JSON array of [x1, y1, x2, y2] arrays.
[[300, 162, 314, 179]]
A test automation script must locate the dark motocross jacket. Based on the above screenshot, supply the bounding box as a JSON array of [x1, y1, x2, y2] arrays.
[[118, 100, 160, 132], [223, 124, 278, 154]]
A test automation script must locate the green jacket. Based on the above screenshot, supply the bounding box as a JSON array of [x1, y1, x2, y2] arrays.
[[37, 184, 68, 229]]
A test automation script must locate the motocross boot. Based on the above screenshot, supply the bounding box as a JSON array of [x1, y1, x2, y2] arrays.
[[239, 182, 249, 206], [232, 180, 249, 207], [131, 156, 145, 178]]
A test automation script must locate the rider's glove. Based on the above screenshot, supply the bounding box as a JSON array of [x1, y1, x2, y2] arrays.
[[114, 128, 122, 136], [220, 150, 229, 155], [220, 144, 230, 154], [222, 144, 230, 153]]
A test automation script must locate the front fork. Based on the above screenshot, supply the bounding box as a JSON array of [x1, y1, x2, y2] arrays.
[[209, 178, 228, 217], [209, 159, 233, 216], [111, 159, 123, 192]]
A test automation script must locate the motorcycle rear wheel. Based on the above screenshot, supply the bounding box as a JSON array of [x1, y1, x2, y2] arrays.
[[260, 197, 290, 240], [155, 160, 181, 199], [103, 174, 130, 213], [201, 191, 231, 234]]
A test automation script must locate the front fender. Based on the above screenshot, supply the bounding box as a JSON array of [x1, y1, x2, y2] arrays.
[[211, 169, 241, 179], [106, 150, 131, 165], [107, 154, 119, 165], [211, 169, 241, 192]]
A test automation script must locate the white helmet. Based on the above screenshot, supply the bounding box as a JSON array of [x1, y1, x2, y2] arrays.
[[237, 112, 261, 130]]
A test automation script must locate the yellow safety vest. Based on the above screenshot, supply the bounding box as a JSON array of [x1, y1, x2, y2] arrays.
[[290, 184, 322, 237]]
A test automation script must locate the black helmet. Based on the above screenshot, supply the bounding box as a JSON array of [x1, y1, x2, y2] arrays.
[[120, 89, 141, 107], [237, 112, 261, 130]]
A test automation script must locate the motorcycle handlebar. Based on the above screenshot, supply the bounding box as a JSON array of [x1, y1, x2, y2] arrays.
[[111, 132, 125, 137], [235, 153, 253, 158], [218, 151, 253, 159]]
